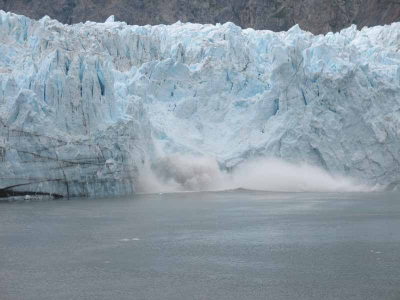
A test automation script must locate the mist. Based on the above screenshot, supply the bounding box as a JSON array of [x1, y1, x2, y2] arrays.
[[136, 155, 373, 194]]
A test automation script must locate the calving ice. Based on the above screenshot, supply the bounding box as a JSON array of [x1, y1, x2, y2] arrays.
[[0, 10, 399, 197]]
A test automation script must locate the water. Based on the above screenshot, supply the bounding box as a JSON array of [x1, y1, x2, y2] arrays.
[[1, 191, 400, 300]]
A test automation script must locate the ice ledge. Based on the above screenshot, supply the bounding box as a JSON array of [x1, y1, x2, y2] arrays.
[[105, 15, 115, 23]]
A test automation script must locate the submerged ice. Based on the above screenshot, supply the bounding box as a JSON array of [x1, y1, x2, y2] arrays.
[[0, 10, 399, 197]]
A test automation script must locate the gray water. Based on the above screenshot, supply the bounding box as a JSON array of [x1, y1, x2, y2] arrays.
[[1, 191, 400, 300]]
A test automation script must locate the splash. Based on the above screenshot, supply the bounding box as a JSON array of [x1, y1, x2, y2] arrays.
[[136, 155, 373, 194], [230, 158, 370, 192], [136, 155, 225, 193]]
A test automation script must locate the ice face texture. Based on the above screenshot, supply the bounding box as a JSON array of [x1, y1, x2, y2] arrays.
[[0, 12, 153, 197], [0, 11, 399, 197]]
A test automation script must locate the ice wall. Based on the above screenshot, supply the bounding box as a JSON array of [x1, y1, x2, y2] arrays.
[[0, 12, 152, 197], [0, 10, 399, 197]]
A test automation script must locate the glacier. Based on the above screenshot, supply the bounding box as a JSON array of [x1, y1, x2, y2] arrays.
[[0, 10, 399, 197]]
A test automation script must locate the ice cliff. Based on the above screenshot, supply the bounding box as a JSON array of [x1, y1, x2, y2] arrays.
[[0, 11, 399, 197]]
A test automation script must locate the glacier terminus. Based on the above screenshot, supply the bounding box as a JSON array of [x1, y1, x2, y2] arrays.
[[0, 10, 399, 197]]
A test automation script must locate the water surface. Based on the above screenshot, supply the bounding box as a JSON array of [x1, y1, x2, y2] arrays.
[[1, 191, 400, 300]]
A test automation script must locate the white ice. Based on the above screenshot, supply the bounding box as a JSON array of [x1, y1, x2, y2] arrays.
[[0, 10, 399, 196]]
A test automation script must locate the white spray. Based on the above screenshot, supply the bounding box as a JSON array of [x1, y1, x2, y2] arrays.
[[136, 155, 372, 194]]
